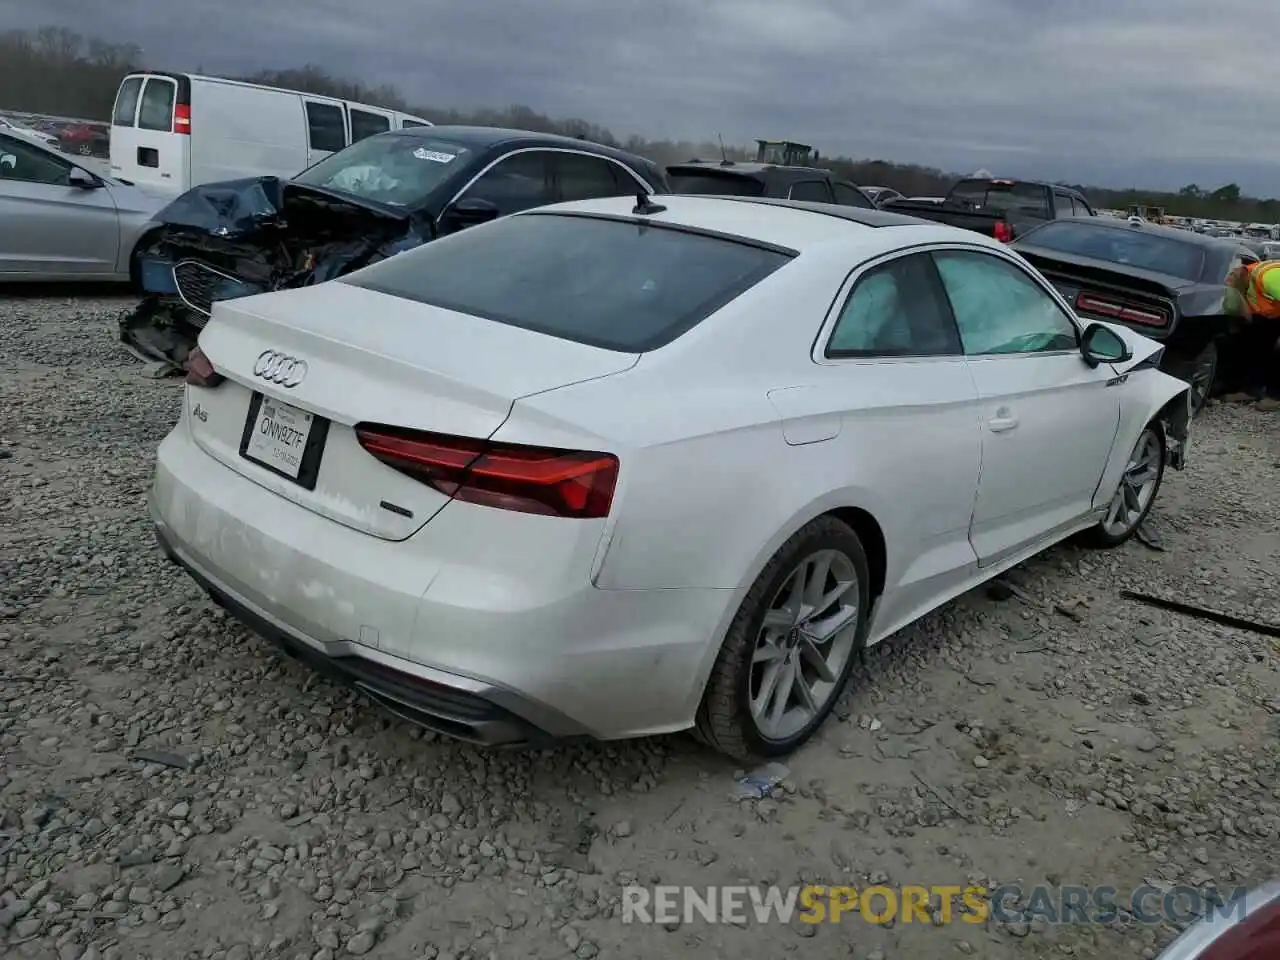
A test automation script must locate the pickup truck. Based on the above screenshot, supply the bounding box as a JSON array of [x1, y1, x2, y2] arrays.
[[881, 178, 1097, 241], [665, 160, 876, 208]]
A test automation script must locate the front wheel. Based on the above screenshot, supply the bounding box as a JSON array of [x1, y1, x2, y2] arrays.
[[1082, 422, 1165, 548], [1166, 341, 1217, 418], [694, 516, 869, 761]]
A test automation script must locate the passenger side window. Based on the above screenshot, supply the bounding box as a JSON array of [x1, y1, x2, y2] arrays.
[[349, 109, 391, 143], [553, 153, 627, 202], [1053, 192, 1074, 217], [832, 182, 873, 208], [305, 102, 347, 153], [789, 180, 833, 202], [933, 250, 1079, 356], [0, 134, 71, 185], [1071, 196, 1094, 216], [113, 77, 143, 127], [826, 253, 961, 358], [462, 152, 554, 215], [137, 79, 176, 132]]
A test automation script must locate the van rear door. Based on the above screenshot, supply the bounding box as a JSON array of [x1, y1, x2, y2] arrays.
[[109, 73, 190, 195], [303, 98, 349, 166]]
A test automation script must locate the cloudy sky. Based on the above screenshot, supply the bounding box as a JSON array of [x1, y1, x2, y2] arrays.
[[7, 0, 1278, 194]]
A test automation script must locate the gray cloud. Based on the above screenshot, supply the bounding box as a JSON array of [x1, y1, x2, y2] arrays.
[[5, 0, 1277, 193]]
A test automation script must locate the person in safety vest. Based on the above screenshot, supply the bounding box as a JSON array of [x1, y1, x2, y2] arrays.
[[1223, 259, 1280, 410]]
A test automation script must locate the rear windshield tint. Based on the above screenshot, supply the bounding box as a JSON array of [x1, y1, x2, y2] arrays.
[[949, 180, 1050, 218], [343, 213, 793, 352], [113, 77, 143, 128], [667, 171, 766, 197], [1022, 220, 1207, 282]]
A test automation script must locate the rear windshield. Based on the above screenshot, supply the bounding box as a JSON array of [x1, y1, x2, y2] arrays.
[[1022, 220, 1207, 282], [343, 213, 793, 352], [667, 170, 766, 197], [293, 134, 472, 206], [949, 180, 1050, 218]]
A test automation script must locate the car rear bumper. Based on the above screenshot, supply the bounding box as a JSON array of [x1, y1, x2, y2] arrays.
[[149, 418, 730, 744]]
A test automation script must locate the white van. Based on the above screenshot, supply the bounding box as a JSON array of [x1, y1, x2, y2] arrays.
[[109, 72, 433, 195]]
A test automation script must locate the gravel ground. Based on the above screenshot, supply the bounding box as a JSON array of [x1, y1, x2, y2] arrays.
[[2, 293, 1278, 960]]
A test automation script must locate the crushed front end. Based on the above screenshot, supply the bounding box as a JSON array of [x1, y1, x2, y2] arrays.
[[121, 176, 429, 367]]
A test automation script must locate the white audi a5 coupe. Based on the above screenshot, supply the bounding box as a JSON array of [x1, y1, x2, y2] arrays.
[[150, 194, 1192, 760]]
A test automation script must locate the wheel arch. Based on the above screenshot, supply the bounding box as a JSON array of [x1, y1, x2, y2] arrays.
[[127, 226, 166, 290], [682, 493, 891, 721]]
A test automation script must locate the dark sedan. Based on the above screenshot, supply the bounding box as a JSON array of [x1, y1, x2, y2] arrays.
[[1012, 216, 1259, 414]]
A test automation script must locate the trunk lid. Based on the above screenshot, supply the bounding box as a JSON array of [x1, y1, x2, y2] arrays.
[[1017, 248, 1185, 334], [189, 281, 639, 540]]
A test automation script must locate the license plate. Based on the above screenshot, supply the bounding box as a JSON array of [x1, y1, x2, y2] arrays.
[[241, 394, 316, 481]]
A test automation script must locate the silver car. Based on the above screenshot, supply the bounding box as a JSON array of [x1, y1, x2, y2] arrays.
[[0, 129, 168, 283]]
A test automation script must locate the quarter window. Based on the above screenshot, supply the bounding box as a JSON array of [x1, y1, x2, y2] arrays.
[[462, 152, 555, 215], [349, 109, 391, 143], [305, 102, 347, 153], [932, 250, 1078, 356], [826, 253, 961, 357], [1053, 192, 1074, 217], [833, 183, 873, 208], [789, 180, 832, 202], [553, 153, 625, 202]]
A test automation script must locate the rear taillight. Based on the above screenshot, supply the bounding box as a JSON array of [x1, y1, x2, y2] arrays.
[[185, 345, 224, 388], [354, 426, 619, 519], [993, 221, 1013, 243], [1075, 293, 1169, 327], [174, 103, 191, 134]]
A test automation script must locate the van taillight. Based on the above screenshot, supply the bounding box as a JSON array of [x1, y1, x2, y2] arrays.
[[174, 103, 191, 134], [354, 425, 619, 519]]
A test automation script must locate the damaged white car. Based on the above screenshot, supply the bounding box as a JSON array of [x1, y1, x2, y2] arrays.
[[149, 196, 1191, 760]]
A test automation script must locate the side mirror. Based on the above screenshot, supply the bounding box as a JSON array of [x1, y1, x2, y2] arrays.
[[1080, 322, 1132, 368], [68, 168, 100, 189], [439, 196, 499, 233]]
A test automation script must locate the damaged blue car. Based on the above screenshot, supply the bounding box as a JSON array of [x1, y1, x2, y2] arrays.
[[122, 125, 668, 366]]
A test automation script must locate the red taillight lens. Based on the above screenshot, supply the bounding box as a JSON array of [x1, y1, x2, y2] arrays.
[[174, 103, 191, 134], [185, 345, 224, 388], [993, 221, 1013, 243], [355, 425, 619, 519], [1075, 293, 1168, 327]]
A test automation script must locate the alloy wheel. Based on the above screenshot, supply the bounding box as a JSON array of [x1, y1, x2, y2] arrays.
[[750, 548, 860, 741], [1101, 428, 1162, 538]]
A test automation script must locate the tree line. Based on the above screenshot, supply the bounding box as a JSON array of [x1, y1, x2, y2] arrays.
[[3, 25, 1277, 223]]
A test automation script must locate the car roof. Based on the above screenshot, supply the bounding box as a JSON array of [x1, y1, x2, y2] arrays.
[[393, 125, 654, 167], [525, 194, 996, 254]]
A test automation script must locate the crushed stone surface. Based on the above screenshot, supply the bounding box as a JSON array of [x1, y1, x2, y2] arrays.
[[1, 293, 1278, 959]]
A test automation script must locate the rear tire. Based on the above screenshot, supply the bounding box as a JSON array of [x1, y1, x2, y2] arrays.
[[694, 516, 870, 762], [1166, 341, 1217, 418], [1081, 421, 1165, 548]]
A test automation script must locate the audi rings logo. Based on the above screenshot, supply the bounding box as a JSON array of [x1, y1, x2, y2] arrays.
[[253, 350, 308, 388]]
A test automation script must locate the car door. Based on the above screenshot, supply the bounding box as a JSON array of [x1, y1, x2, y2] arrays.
[[456, 150, 555, 216], [931, 247, 1121, 566], [0, 133, 120, 278], [549, 150, 646, 202], [802, 250, 984, 635]]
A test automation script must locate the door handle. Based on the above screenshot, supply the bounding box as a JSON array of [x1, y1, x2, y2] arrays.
[[988, 414, 1019, 433]]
